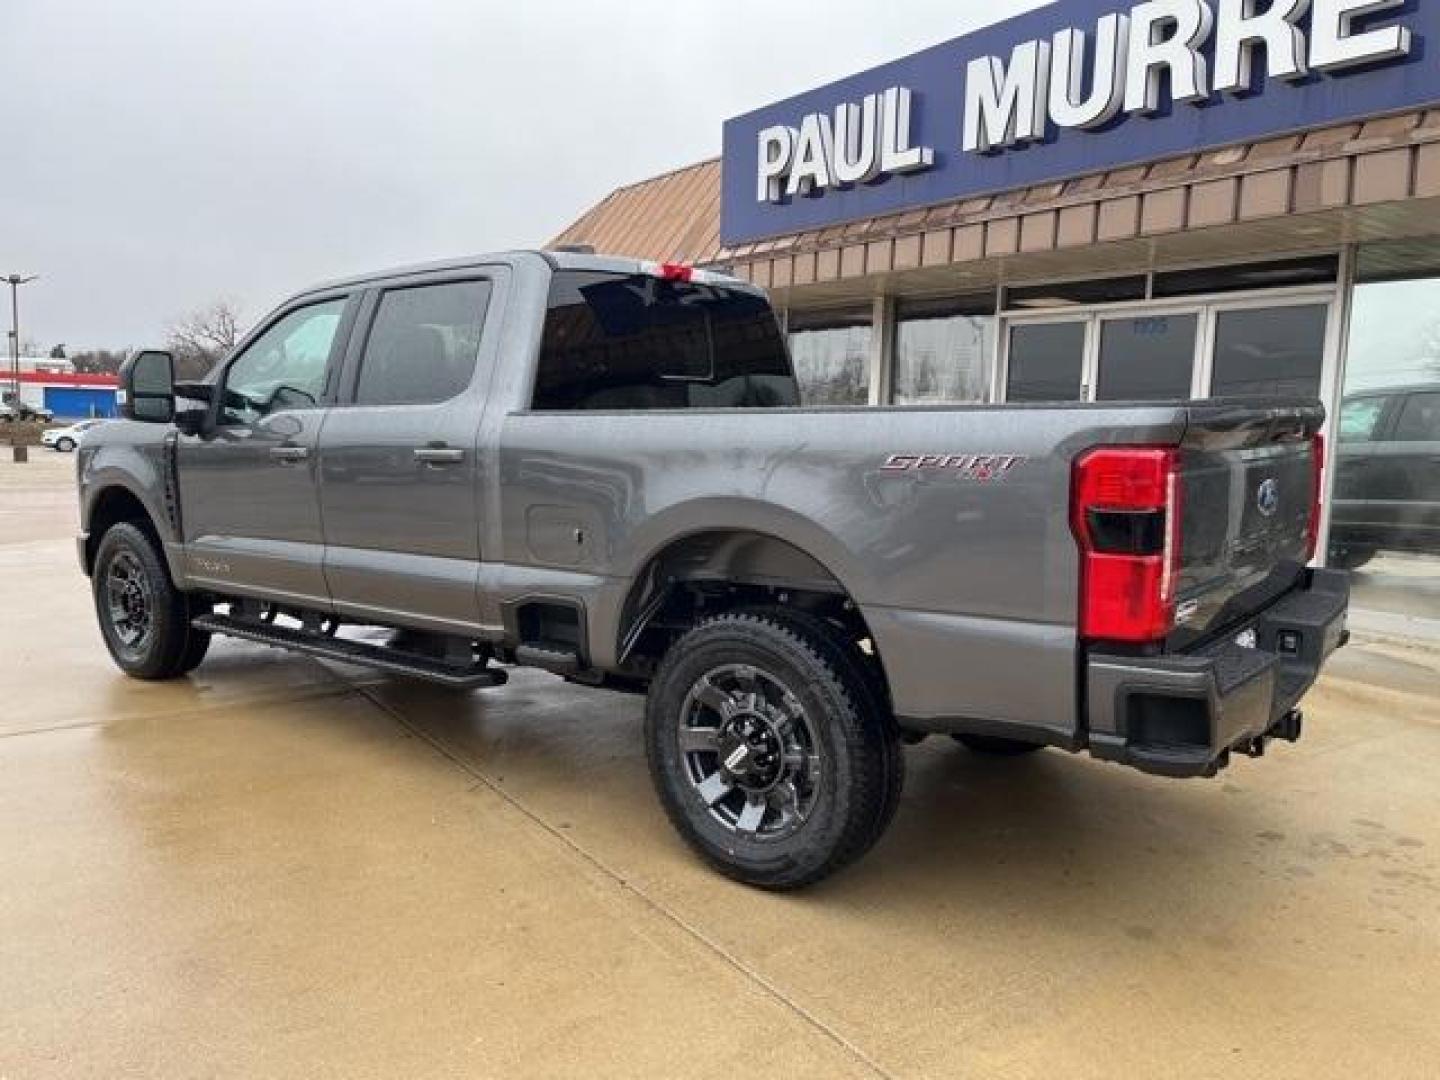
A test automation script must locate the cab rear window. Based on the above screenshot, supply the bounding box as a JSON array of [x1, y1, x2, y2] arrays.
[[532, 270, 799, 411]]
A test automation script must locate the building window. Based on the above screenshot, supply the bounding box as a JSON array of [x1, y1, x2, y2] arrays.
[[787, 307, 871, 406], [892, 295, 995, 405], [1210, 305, 1328, 398]]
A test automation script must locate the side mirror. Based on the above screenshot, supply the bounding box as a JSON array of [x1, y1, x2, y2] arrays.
[[119, 350, 176, 423]]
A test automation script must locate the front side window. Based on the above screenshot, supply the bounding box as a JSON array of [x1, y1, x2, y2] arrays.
[[354, 280, 492, 407], [533, 271, 798, 411], [222, 300, 346, 425]]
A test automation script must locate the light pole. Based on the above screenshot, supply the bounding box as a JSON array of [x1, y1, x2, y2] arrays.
[[5, 274, 38, 459]]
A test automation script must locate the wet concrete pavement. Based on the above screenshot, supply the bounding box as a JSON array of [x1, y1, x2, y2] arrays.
[[3, 452, 1438, 1078]]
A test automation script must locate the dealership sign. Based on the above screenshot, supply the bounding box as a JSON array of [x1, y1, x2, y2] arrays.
[[722, 0, 1440, 245]]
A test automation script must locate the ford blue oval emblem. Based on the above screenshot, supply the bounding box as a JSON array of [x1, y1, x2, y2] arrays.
[[1257, 478, 1281, 518]]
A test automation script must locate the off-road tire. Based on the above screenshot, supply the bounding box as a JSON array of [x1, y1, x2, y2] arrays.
[[645, 609, 903, 890], [93, 522, 210, 680], [953, 733, 1045, 756]]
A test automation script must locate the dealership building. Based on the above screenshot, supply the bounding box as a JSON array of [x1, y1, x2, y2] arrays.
[[552, 0, 1440, 604]]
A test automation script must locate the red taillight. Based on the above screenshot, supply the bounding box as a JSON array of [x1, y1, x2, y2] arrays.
[[1306, 433, 1325, 562], [1071, 447, 1182, 644], [658, 262, 694, 282]]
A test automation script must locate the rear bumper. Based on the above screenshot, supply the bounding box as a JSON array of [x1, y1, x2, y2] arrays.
[[1086, 569, 1350, 778]]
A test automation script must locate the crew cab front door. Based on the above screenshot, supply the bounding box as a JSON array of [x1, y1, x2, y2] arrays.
[[178, 295, 354, 607], [318, 274, 496, 633]]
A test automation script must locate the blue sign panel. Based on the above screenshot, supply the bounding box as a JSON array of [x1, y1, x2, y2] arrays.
[[721, 0, 1440, 246]]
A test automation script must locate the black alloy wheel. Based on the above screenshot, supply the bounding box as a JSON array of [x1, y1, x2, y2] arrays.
[[645, 609, 903, 890], [92, 523, 211, 680]]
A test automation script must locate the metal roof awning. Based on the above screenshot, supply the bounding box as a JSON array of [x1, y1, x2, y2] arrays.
[[549, 110, 1440, 304]]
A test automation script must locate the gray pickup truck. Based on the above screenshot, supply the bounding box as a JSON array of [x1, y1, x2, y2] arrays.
[[79, 251, 1349, 888]]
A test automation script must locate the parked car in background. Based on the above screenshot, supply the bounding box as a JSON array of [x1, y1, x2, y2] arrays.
[[1, 402, 55, 423], [42, 419, 106, 452], [1331, 384, 1440, 570]]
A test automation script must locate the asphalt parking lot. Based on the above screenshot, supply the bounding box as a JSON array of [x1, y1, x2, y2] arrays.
[[2, 450, 1437, 1079]]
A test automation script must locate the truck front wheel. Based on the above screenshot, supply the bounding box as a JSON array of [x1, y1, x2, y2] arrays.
[[645, 610, 903, 890], [92, 523, 210, 680]]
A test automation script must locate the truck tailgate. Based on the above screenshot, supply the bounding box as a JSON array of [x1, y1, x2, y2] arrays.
[[1170, 400, 1325, 651]]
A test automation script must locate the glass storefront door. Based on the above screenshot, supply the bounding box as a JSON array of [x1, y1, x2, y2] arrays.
[[1095, 313, 1199, 401], [1001, 294, 1332, 405], [1005, 320, 1088, 401]]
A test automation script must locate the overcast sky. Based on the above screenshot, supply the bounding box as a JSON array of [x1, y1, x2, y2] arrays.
[[1, 0, 1046, 351]]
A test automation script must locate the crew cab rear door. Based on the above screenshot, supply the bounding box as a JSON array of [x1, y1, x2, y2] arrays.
[[317, 270, 501, 634], [178, 293, 356, 607]]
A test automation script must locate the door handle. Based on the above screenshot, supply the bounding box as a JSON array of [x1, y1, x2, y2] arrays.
[[414, 446, 465, 466], [270, 445, 309, 464]]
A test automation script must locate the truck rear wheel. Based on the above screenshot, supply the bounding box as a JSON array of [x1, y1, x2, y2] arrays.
[[645, 609, 903, 890], [93, 523, 210, 680]]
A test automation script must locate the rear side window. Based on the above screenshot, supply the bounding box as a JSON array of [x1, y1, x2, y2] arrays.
[[354, 280, 492, 407], [532, 270, 800, 411], [1391, 392, 1440, 442]]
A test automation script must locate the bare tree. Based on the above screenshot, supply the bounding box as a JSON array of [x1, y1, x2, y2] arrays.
[[167, 300, 244, 379]]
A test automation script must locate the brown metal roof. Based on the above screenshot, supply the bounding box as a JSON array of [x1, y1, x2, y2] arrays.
[[548, 158, 724, 265], [549, 110, 1440, 288]]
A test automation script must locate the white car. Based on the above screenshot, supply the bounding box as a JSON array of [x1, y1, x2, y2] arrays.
[[42, 418, 105, 452]]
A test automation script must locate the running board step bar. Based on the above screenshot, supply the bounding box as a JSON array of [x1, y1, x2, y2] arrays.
[[193, 614, 510, 689]]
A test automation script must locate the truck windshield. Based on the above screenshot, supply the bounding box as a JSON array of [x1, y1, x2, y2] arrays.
[[533, 270, 800, 411]]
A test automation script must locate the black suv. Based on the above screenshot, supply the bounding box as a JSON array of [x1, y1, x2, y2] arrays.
[[1331, 384, 1440, 570]]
